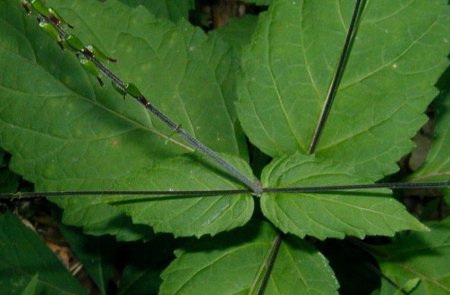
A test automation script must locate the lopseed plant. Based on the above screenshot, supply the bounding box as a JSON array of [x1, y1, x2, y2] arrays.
[[18, 0, 264, 196], [0, 0, 449, 294]]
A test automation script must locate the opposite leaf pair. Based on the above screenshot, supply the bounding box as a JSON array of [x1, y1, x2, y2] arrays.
[[1, 0, 448, 241]]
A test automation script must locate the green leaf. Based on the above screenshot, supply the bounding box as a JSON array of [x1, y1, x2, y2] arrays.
[[59, 202, 154, 241], [237, 0, 450, 180], [0, 169, 20, 193], [373, 217, 450, 295], [0, 213, 87, 295], [215, 15, 259, 52], [160, 220, 339, 294], [119, 0, 194, 22], [245, 0, 271, 5], [394, 278, 421, 295], [114, 155, 254, 237], [319, 240, 380, 295], [261, 153, 427, 239], [0, 0, 247, 238], [409, 92, 450, 201], [119, 267, 161, 295], [118, 238, 175, 295], [20, 274, 39, 295], [48, 0, 246, 156], [59, 226, 117, 295], [52, 154, 254, 237]]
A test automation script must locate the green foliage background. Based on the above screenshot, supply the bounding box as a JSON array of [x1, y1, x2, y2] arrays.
[[0, 0, 448, 294]]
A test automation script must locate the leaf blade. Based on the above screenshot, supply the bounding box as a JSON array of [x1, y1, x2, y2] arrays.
[[160, 221, 339, 294], [111, 154, 255, 237], [118, 0, 194, 22], [0, 0, 249, 238], [261, 153, 427, 239], [0, 213, 87, 295], [409, 92, 450, 201], [59, 226, 117, 295], [237, 0, 450, 179], [373, 217, 450, 295]]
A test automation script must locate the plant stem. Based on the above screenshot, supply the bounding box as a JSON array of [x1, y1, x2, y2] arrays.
[[259, 1, 368, 293], [90, 58, 263, 195], [263, 180, 450, 193], [35, 15, 263, 196], [308, 0, 367, 154], [2, 181, 447, 200], [256, 233, 282, 295]]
